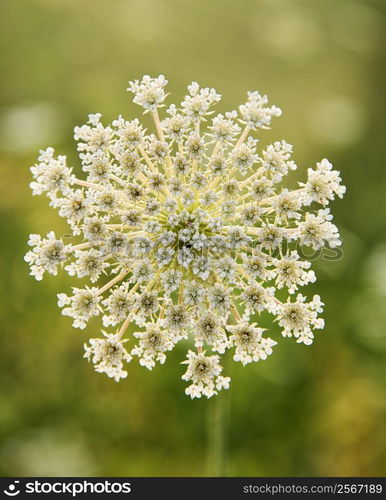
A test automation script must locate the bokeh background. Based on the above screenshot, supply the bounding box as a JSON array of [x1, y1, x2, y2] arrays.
[[0, 0, 385, 477]]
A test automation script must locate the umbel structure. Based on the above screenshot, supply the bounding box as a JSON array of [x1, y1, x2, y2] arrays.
[[25, 75, 346, 398]]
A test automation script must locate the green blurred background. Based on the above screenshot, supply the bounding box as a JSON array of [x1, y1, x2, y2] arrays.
[[0, 0, 385, 477]]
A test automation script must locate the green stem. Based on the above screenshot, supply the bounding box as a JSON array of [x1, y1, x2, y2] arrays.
[[206, 384, 231, 477]]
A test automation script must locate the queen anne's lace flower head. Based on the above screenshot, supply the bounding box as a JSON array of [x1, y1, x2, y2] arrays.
[[25, 75, 346, 398]]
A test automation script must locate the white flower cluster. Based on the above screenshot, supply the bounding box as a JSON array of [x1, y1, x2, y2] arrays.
[[25, 75, 346, 397], [84, 332, 132, 382]]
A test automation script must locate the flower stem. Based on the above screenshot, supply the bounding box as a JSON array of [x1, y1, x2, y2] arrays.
[[97, 270, 129, 296], [73, 178, 102, 190], [152, 109, 165, 142], [206, 368, 231, 476], [236, 125, 250, 147], [117, 313, 132, 340]]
